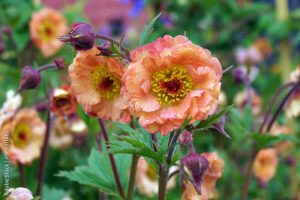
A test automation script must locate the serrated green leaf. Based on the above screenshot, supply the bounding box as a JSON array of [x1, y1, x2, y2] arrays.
[[139, 13, 161, 45], [57, 149, 131, 197]]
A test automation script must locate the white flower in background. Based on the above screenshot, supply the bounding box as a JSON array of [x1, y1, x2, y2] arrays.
[[0, 90, 22, 127], [7, 187, 33, 200], [285, 67, 300, 118], [136, 157, 177, 197]]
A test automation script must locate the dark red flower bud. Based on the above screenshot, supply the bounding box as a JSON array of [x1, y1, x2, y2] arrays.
[[97, 42, 113, 57], [284, 156, 296, 166], [60, 23, 95, 51], [54, 57, 67, 70], [180, 154, 209, 194], [19, 66, 42, 91], [232, 66, 247, 84]]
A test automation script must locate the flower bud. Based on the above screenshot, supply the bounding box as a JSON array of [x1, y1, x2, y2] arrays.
[[54, 57, 67, 70], [232, 66, 247, 84], [284, 155, 296, 166], [178, 130, 193, 145], [60, 23, 95, 51], [97, 42, 113, 57], [19, 66, 42, 91], [180, 154, 209, 194], [212, 116, 230, 138]]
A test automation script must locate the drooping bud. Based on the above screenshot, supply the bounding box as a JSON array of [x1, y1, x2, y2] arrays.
[[54, 57, 67, 70], [59, 23, 95, 51], [232, 66, 247, 84], [212, 116, 230, 138], [19, 66, 42, 91], [97, 42, 113, 57], [180, 154, 209, 194]]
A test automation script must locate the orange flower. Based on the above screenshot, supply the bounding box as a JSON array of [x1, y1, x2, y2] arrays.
[[123, 35, 222, 135], [252, 38, 272, 59], [50, 84, 77, 116], [270, 124, 292, 154], [234, 89, 262, 116], [181, 181, 219, 200], [69, 47, 128, 121], [30, 8, 68, 57], [253, 148, 278, 183], [0, 108, 45, 165]]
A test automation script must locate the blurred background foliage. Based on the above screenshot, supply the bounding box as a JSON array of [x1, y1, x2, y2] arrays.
[[0, 0, 300, 199]]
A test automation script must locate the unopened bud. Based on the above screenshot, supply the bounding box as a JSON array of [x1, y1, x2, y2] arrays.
[[178, 130, 193, 145], [19, 66, 42, 91], [232, 66, 247, 84], [54, 57, 67, 70], [60, 23, 95, 51], [97, 42, 113, 57], [180, 154, 209, 194]]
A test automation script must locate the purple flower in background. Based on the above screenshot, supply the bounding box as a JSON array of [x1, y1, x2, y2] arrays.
[[160, 13, 174, 29], [121, 0, 146, 18]]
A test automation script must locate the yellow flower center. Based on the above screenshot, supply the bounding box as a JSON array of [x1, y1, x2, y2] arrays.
[[38, 20, 56, 41], [13, 123, 32, 149], [90, 66, 121, 100], [151, 66, 193, 106]]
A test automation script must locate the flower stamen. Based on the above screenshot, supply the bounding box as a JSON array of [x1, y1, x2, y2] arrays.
[[90, 66, 121, 100], [151, 66, 193, 106]]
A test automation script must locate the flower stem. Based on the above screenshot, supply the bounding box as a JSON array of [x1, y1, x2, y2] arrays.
[[157, 130, 181, 200], [98, 119, 125, 199], [157, 166, 169, 200], [95, 34, 131, 61], [241, 82, 299, 200], [36, 111, 54, 196], [126, 155, 139, 200], [96, 133, 106, 200], [37, 63, 56, 72], [18, 163, 26, 187]]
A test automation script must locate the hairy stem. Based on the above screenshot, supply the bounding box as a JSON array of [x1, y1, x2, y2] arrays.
[[36, 111, 54, 196], [98, 119, 125, 199]]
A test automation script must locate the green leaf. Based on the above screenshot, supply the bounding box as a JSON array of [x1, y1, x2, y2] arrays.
[[42, 186, 67, 200], [194, 105, 234, 129], [109, 121, 167, 163], [57, 149, 131, 197], [139, 13, 161, 45], [252, 133, 294, 149]]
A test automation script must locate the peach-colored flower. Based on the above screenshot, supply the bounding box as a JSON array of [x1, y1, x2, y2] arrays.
[[253, 148, 278, 183], [0, 108, 45, 165], [50, 85, 77, 116], [234, 89, 262, 116], [30, 8, 68, 57], [69, 48, 129, 121], [201, 152, 224, 194], [252, 38, 272, 59], [269, 124, 292, 154], [123, 35, 222, 135], [50, 115, 87, 149], [136, 157, 177, 197], [181, 181, 219, 200]]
